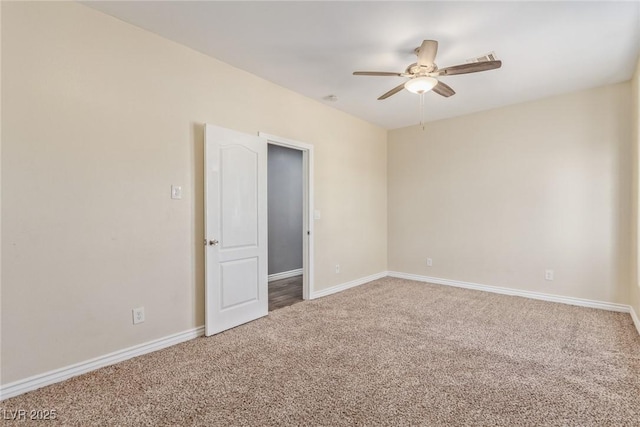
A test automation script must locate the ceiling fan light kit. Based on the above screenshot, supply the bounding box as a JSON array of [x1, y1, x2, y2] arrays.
[[404, 77, 438, 94]]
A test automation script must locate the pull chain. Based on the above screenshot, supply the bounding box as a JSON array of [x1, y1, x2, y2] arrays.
[[419, 92, 426, 130]]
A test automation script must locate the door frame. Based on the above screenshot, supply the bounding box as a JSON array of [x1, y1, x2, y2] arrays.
[[259, 132, 314, 300]]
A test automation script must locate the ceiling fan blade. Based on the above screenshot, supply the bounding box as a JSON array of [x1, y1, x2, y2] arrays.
[[435, 60, 502, 76], [417, 40, 438, 67], [378, 82, 406, 100], [432, 81, 455, 97], [353, 71, 403, 77]]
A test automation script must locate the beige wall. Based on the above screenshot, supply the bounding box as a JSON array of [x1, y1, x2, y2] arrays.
[[631, 56, 640, 317], [1, 2, 387, 384], [388, 83, 632, 304]]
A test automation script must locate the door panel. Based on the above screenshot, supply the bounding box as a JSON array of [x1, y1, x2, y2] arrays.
[[205, 124, 268, 336], [220, 146, 258, 249], [220, 258, 259, 309]]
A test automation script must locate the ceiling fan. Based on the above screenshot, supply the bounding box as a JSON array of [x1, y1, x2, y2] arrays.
[[353, 40, 502, 100]]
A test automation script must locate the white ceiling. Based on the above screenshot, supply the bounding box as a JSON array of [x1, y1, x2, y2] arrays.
[[85, 1, 640, 130]]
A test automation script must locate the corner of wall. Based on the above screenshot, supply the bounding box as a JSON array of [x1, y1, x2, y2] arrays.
[[631, 55, 640, 315], [0, 0, 4, 390]]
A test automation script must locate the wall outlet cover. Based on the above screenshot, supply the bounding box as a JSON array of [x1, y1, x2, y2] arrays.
[[132, 307, 145, 324]]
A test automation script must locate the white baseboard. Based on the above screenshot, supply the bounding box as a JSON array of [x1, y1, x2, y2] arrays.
[[310, 271, 388, 299], [0, 326, 205, 401], [631, 306, 640, 336], [388, 271, 631, 313], [268, 268, 303, 283]]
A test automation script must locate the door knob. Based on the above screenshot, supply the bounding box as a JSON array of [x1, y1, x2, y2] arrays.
[[209, 239, 219, 246]]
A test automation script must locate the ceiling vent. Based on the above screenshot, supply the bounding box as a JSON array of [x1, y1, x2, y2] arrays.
[[467, 52, 498, 63]]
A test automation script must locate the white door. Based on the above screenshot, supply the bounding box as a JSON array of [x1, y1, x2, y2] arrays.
[[204, 124, 268, 336]]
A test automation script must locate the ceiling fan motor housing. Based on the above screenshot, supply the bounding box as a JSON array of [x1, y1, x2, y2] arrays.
[[406, 62, 437, 75]]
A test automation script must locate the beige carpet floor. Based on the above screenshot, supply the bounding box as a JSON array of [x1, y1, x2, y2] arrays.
[[3, 277, 640, 426]]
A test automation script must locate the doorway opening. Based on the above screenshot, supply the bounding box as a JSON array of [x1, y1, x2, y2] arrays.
[[260, 132, 314, 310]]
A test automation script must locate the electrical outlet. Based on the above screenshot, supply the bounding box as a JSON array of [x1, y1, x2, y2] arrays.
[[545, 270, 554, 281], [335, 264, 340, 273], [132, 307, 145, 324], [427, 258, 433, 267]]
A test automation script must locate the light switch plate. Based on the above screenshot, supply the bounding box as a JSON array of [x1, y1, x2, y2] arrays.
[[314, 210, 321, 220], [171, 185, 182, 200]]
